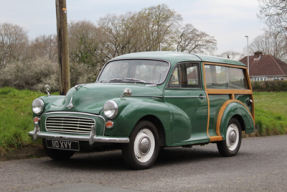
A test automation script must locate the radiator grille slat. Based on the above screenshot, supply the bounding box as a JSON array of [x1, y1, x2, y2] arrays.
[[46, 116, 94, 134]]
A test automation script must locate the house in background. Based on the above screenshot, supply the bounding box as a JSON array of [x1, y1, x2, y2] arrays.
[[240, 51, 287, 81]]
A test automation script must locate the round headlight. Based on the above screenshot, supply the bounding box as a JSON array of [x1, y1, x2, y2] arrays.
[[103, 100, 118, 119], [32, 98, 44, 115]]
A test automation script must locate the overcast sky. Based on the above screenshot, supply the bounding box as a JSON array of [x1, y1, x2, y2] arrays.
[[0, 0, 266, 56]]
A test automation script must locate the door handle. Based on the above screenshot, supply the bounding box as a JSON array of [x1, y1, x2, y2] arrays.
[[199, 94, 206, 99]]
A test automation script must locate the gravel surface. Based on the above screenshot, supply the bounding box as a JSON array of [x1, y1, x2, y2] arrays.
[[1, 135, 287, 192]]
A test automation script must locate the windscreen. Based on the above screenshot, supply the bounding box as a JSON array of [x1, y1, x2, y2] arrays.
[[98, 60, 169, 84]]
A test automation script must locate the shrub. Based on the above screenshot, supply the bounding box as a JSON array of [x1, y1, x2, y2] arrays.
[[70, 62, 99, 86], [0, 57, 59, 92], [0, 58, 100, 92], [252, 81, 287, 92]]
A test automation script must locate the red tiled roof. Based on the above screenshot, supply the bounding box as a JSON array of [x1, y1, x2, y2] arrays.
[[240, 55, 287, 76]]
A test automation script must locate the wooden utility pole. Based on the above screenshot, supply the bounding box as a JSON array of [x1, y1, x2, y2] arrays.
[[56, 0, 70, 95]]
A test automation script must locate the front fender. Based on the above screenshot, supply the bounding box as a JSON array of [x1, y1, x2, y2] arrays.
[[220, 100, 255, 140], [105, 97, 173, 143]]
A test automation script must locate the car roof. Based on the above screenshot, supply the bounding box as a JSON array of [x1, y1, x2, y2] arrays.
[[110, 51, 246, 67]]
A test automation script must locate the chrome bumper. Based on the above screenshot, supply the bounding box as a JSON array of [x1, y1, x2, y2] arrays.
[[29, 123, 129, 145], [29, 131, 129, 144]]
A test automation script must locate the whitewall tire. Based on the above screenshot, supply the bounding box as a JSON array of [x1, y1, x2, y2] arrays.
[[122, 121, 159, 169], [217, 118, 242, 157]]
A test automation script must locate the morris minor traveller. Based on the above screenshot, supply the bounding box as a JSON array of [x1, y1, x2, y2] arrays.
[[29, 52, 255, 169]]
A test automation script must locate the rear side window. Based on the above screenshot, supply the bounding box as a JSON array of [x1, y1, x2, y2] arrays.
[[205, 65, 247, 89]]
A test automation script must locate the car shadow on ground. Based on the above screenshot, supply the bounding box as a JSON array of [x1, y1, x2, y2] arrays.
[[37, 144, 226, 171]]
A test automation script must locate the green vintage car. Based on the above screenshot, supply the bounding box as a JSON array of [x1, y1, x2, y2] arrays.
[[29, 52, 255, 169]]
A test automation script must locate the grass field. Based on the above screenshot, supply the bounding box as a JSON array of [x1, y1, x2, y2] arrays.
[[253, 92, 287, 135], [0, 87, 286, 153], [0, 88, 47, 154]]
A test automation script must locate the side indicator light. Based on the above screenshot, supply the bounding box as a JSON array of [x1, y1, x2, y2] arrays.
[[33, 117, 40, 123], [106, 121, 114, 129]]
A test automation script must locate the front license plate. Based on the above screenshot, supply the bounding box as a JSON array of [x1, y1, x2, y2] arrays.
[[46, 140, 80, 151]]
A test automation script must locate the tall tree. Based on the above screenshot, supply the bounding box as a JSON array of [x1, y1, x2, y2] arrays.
[[98, 13, 143, 58], [69, 20, 105, 67], [137, 4, 182, 51]]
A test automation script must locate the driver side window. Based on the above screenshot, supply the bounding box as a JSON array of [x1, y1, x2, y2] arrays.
[[169, 63, 200, 88]]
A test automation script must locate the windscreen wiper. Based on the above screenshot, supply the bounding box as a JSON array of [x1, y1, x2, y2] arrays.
[[108, 78, 125, 83], [124, 78, 146, 84]]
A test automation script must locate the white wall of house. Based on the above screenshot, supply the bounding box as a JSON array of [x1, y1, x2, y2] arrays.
[[250, 76, 287, 81]]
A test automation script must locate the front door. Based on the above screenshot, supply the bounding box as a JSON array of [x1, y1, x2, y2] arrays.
[[164, 62, 209, 145]]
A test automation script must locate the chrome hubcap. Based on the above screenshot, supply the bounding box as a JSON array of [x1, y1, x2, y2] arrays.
[[138, 137, 151, 155], [134, 128, 155, 163], [229, 130, 237, 144], [226, 123, 239, 151]]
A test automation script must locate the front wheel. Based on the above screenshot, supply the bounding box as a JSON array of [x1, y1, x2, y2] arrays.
[[42, 139, 75, 160], [122, 121, 159, 169], [217, 118, 242, 157]]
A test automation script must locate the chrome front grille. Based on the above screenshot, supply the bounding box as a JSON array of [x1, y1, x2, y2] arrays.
[[46, 116, 95, 134]]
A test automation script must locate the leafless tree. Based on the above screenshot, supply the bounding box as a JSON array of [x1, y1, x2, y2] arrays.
[[0, 23, 28, 68], [173, 24, 217, 54], [258, 0, 287, 33], [28, 34, 58, 62], [248, 30, 287, 62]]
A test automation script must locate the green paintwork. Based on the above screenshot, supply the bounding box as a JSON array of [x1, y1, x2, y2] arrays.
[[31, 51, 254, 148], [104, 97, 173, 144], [220, 102, 255, 139], [164, 89, 209, 145], [40, 83, 163, 115], [235, 94, 253, 113]]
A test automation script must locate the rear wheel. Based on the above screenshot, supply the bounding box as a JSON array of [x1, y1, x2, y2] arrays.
[[217, 118, 242, 157], [122, 121, 159, 169], [42, 139, 75, 160]]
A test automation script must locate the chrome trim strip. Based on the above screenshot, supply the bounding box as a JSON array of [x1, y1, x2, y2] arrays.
[[28, 131, 129, 143], [129, 95, 163, 98], [44, 111, 105, 120], [164, 96, 206, 98]]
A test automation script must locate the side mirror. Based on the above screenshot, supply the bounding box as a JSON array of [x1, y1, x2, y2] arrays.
[[44, 84, 51, 96]]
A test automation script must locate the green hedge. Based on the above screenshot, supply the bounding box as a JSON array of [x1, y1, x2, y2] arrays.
[[251, 81, 287, 92]]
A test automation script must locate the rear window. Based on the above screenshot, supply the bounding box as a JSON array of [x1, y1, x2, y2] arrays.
[[205, 65, 248, 89]]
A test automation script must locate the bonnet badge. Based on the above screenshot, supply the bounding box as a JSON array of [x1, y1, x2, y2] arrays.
[[67, 96, 74, 109]]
